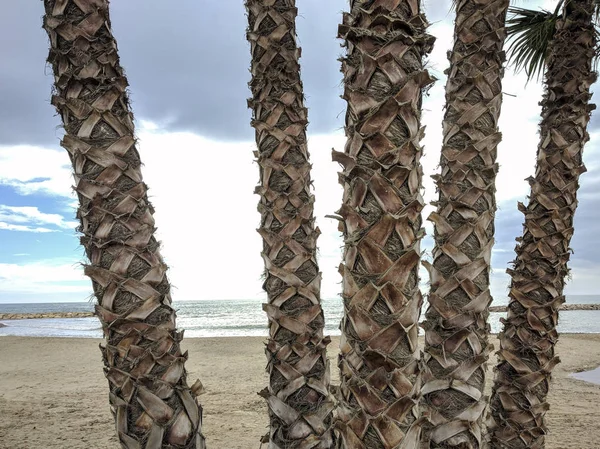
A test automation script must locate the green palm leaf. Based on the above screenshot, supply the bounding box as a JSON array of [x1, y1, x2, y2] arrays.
[[506, 2, 563, 80]]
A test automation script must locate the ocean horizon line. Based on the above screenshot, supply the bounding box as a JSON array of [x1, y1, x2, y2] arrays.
[[2, 296, 600, 338]]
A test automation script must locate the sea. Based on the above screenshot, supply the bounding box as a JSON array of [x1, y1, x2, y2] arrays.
[[1, 295, 599, 339]]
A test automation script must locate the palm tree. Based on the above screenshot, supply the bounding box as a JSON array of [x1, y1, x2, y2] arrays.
[[245, 1, 335, 447], [488, 1, 597, 447], [418, 0, 510, 447], [332, 1, 435, 447], [42, 1, 206, 448]]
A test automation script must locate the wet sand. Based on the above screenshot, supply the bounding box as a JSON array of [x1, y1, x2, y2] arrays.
[[0, 335, 599, 448]]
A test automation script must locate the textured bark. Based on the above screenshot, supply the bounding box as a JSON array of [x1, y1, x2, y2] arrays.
[[42, 1, 206, 448], [333, 1, 434, 448], [245, 1, 335, 447], [488, 1, 597, 447], [419, 0, 509, 447]]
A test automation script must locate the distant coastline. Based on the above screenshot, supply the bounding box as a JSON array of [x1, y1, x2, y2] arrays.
[[1, 303, 600, 320]]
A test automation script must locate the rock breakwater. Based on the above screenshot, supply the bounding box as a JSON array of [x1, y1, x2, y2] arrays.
[[0, 311, 94, 320], [489, 303, 600, 313]]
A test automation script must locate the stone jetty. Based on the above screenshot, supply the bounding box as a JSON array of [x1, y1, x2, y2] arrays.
[[489, 303, 600, 313], [0, 311, 94, 320]]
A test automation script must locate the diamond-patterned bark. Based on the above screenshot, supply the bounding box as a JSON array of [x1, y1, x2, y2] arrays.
[[488, 1, 597, 447], [419, 0, 509, 447], [333, 1, 434, 448], [245, 1, 334, 448], [42, 1, 205, 448]]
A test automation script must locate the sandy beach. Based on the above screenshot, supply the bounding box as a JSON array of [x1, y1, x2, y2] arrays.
[[1, 335, 599, 449]]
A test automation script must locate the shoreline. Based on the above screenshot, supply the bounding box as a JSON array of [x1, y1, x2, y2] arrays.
[[1, 303, 600, 320]]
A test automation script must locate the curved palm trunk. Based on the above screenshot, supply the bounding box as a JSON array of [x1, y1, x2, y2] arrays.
[[245, 1, 334, 447], [488, 1, 596, 447], [333, 1, 434, 447], [42, 2, 205, 448], [419, 0, 509, 447]]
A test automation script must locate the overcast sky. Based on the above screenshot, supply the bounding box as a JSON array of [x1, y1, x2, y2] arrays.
[[0, 0, 598, 304]]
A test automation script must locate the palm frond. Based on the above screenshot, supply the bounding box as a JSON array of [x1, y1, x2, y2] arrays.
[[505, 3, 563, 81]]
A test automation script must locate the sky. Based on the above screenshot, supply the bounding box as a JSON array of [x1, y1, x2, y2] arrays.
[[0, 0, 598, 304]]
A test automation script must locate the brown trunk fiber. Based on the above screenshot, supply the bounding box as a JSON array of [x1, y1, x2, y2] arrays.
[[488, 1, 597, 447], [333, 1, 434, 447], [245, 1, 335, 447], [419, 0, 509, 447], [42, 1, 205, 448]]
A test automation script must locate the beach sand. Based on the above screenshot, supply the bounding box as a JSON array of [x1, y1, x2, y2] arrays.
[[1, 335, 599, 448]]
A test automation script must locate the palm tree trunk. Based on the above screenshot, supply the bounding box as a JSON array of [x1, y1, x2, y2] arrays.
[[419, 0, 509, 447], [245, 1, 335, 447], [42, 2, 205, 448], [488, 1, 596, 447], [333, 1, 434, 447]]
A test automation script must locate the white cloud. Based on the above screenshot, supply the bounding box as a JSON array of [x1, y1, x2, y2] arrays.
[[0, 223, 55, 233], [137, 126, 264, 300], [0, 260, 89, 300], [308, 133, 345, 298], [565, 263, 600, 295], [135, 125, 348, 301], [0, 205, 77, 233], [0, 145, 73, 198]]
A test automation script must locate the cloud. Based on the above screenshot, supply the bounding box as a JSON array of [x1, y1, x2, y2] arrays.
[[0, 1, 347, 147], [1, 0, 599, 303], [0, 260, 89, 302], [136, 126, 348, 300], [0, 205, 77, 233], [0, 2, 60, 148], [0, 223, 55, 233], [0, 146, 73, 198], [135, 126, 262, 300]]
